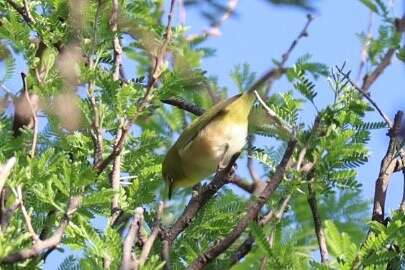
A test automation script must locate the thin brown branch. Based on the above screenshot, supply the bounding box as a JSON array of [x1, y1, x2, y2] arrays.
[[307, 179, 329, 263], [336, 67, 393, 128], [231, 116, 319, 265], [0, 157, 16, 196], [95, 123, 130, 173], [205, 0, 238, 37], [22, 0, 35, 23], [361, 48, 396, 93], [87, 0, 105, 163], [110, 0, 122, 81], [146, 0, 176, 90], [372, 111, 403, 222], [262, 194, 292, 226], [21, 73, 38, 158], [187, 0, 239, 40], [187, 139, 297, 270], [110, 155, 122, 225], [357, 11, 373, 82], [109, 118, 125, 226], [242, 17, 314, 95], [95, 0, 176, 175], [161, 98, 205, 116], [87, 79, 104, 165], [161, 153, 241, 269], [120, 207, 143, 270], [230, 188, 294, 265], [226, 175, 255, 193], [16, 186, 39, 243], [138, 202, 164, 266], [109, 0, 124, 226], [254, 90, 292, 133], [361, 15, 405, 92], [1, 196, 81, 264], [247, 67, 287, 95], [401, 153, 405, 212], [281, 14, 313, 67], [5, 0, 34, 24]]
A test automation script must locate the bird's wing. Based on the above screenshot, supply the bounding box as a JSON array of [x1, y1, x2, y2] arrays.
[[174, 94, 242, 151]]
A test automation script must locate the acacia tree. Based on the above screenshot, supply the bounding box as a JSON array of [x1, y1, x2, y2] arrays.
[[0, 0, 404, 269]]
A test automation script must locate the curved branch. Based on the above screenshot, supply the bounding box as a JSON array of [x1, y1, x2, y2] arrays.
[[1, 196, 81, 264], [187, 139, 297, 270]]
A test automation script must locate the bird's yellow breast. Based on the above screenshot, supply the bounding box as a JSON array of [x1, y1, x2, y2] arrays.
[[177, 94, 253, 187]]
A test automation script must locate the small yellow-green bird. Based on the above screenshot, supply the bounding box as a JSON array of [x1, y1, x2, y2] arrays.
[[162, 89, 257, 198]]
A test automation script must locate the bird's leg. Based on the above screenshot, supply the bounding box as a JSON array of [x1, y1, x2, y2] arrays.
[[217, 144, 230, 171]]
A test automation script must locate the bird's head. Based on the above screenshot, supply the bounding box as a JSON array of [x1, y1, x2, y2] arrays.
[[162, 148, 186, 199]]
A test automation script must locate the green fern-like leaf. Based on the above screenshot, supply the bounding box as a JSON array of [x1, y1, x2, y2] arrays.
[[0, 52, 16, 84], [58, 255, 80, 270], [355, 121, 388, 130], [250, 223, 273, 257]]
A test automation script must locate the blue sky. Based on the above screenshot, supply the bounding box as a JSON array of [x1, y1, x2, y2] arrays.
[[1, 0, 405, 268], [184, 0, 405, 212]]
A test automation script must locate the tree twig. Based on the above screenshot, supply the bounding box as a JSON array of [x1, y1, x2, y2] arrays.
[[16, 186, 39, 243], [254, 90, 292, 133], [1, 196, 81, 264], [161, 98, 205, 116], [0, 157, 16, 196], [357, 11, 373, 82], [361, 15, 405, 92], [307, 176, 329, 263], [372, 111, 403, 222], [95, 0, 177, 175], [110, 0, 122, 81], [361, 48, 396, 93], [120, 207, 143, 270], [187, 139, 297, 270], [87, 80, 104, 165], [226, 175, 255, 193], [187, 0, 239, 40], [22, 0, 35, 23], [21, 73, 38, 158], [230, 116, 319, 265], [336, 67, 393, 128], [161, 153, 240, 269], [247, 14, 313, 95], [400, 153, 405, 212], [5, 0, 34, 24], [230, 192, 293, 267], [138, 202, 164, 266]]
